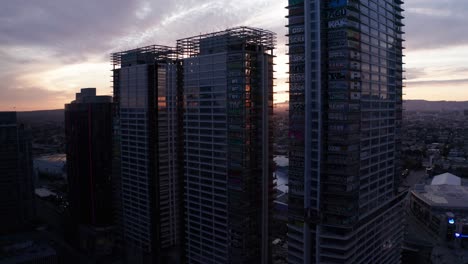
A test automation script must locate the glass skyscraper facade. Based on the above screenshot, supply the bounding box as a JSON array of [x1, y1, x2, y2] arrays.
[[287, 0, 405, 263], [112, 46, 182, 263], [177, 27, 275, 264]]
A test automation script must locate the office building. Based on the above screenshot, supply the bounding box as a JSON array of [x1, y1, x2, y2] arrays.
[[410, 182, 468, 240], [177, 27, 275, 263], [0, 112, 34, 234], [404, 176, 468, 262], [65, 88, 114, 255], [287, 0, 405, 263], [112, 46, 182, 263]]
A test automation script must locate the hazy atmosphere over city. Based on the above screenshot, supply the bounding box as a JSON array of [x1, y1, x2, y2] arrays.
[[4, 0, 468, 263], [1, 0, 468, 110]]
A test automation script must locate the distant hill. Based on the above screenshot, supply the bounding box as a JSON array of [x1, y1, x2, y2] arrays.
[[404, 100, 468, 112], [274, 100, 468, 113], [13, 100, 468, 124], [17, 109, 64, 124]]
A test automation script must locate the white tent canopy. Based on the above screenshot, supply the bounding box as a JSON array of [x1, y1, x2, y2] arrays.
[[431, 172, 461, 186]]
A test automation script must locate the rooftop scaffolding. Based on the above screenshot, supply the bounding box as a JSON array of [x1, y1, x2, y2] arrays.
[[176, 26, 276, 58], [111, 45, 176, 69]]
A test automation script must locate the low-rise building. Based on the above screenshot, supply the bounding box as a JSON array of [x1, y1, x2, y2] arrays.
[[409, 181, 468, 243]]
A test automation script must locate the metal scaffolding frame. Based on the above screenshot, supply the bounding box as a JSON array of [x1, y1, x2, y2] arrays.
[[111, 45, 176, 68], [176, 26, 276, 58]]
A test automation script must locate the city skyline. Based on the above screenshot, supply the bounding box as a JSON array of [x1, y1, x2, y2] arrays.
[[1, 0, 468, 111], [3, 2, 468, 263]]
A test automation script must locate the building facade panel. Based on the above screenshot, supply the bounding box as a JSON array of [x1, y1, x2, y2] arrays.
[[112, 46, 182, 263], [287, 0, 405, 263], [178, 27, 275, 264]]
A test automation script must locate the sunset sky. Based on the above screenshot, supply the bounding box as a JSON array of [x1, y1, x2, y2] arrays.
[[1, 0, 467, 111]]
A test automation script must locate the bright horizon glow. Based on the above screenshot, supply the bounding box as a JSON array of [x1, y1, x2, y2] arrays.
[[1, 1, 467, 111]]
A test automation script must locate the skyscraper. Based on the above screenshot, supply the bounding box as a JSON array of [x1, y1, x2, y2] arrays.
[[177, 27, 275, 264], [112, 46, 182, 263], [0, 112, 34, 234], [65, 88, 114, 255], [287, 0, 405, 263]]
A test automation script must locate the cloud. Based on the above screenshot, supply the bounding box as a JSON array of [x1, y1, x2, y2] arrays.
[[0, 1, 135, 59], [1, 0, 286, 58], [0, 85, 74, 111], [403, 0, 468, 99], [405, 65, 468, 83], [0, 0, 289, 110], [1, 0, 467, 109], [404, 0, 468, 50], [405, 68, 427, 80], [404, 78, 468, 101], [407, 78, 468, 86]]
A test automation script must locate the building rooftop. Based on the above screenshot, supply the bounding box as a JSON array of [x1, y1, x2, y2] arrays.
[[0, 112, 16, 125], [35, 188, 56, 198], [111, 45, 175, 68], [274, 155, 289, 167], [413, 185, 468, 209], [69, 88, 112, 104], [431, 246, 468, 264], [431, 172, 461, 186], [176, 26, 276, 58], [0, 234, 56, 264]]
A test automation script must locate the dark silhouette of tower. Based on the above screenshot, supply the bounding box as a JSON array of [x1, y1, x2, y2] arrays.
[[0, 112, 34, 235], [65, 88, 114, 256], [112, 46, 183, 264]]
